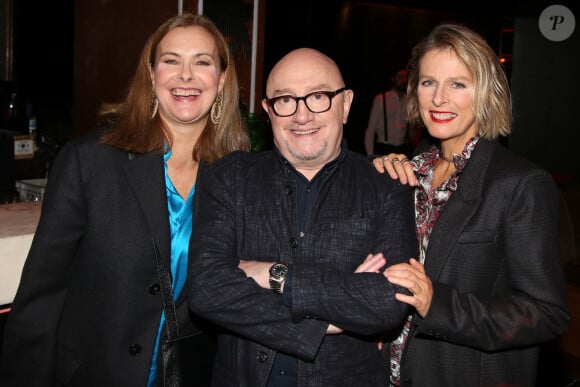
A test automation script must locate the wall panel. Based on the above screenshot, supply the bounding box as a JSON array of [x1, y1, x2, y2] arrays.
[[73, 1, 188, 135]]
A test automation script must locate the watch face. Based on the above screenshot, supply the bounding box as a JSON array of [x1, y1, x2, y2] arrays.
[[271, 263, 288, 278]]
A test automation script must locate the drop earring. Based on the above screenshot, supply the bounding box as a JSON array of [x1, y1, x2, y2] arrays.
[[151, 96, 159, 119], [211, 91, 223, 124]]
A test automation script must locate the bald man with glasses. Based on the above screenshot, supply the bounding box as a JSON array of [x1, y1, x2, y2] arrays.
[[187, 48, 417, 387]]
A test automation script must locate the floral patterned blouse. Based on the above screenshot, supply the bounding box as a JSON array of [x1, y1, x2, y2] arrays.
[[389, 136, 479, 386], [413, 136, 479, 264]]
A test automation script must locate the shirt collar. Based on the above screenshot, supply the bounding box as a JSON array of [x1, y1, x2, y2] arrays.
[[274, 140, 348, 182], [413, 136, 480, 177]]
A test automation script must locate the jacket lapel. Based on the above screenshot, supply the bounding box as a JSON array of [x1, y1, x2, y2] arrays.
[[424, 139, 497, 279], [122, 152, 171, 265]]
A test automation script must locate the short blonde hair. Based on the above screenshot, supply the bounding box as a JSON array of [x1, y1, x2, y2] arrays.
[[407, 24, 512, 139]]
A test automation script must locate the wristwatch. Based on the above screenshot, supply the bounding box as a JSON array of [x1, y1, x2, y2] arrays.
[[269, 263, 289, 294]]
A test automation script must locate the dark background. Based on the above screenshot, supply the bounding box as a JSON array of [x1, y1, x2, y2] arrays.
[[4, 0, 578, 178], [261, 1, 579, 178]]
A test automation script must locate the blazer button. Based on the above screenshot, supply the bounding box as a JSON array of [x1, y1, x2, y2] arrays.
[[289, 238, 298, 248], [258, 351, 268, 363], [285, 185, 294, 195], [149, 283, 161, 295], [128, 343, 142, 356]]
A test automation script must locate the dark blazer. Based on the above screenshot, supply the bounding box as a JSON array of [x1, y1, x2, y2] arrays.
[[0, 130, 213, 386], [188, 145, 418, 387], [399, 139, 571, 386]]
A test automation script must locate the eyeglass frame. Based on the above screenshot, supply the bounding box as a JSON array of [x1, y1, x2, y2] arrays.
[[265, 87, 347, 117]]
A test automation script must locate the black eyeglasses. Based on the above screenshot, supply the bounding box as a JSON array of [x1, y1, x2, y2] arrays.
[[265, 87, 347, 117]]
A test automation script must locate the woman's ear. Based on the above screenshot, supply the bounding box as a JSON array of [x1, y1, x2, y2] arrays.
[[149, 63, 155, 86], [218, 71, 226, 94]]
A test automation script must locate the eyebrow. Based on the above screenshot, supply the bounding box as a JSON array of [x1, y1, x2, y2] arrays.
[[159, 51, 215, 58], [271, 84, 335, 96], [419, 74, 472, 82]]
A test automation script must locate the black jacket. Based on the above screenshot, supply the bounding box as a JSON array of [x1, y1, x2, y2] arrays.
[[188, 143, 417, 387], [399, 139, 571, 386], [0, 130, 214, 386]]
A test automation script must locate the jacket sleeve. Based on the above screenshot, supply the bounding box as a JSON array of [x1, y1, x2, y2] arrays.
[[0, 142, 86, 385], [289, 179, 416, 335], [415, 170, 571, 351]]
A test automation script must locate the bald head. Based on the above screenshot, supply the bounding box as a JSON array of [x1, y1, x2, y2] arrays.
[[261, 47, 354, 180], [265, 48, 345, 97]]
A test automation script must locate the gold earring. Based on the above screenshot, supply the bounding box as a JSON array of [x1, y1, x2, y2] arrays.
[[151, 96, 158, 119], [211, 91, 223, 124]]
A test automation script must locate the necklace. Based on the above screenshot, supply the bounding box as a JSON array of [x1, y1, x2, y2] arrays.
[[439, 153, 455, 163]]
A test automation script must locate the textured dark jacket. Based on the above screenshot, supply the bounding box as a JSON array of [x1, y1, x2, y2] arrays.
[[398, 139, 571, 386], [188, 144, 417, 387], [0, 129, 215, 386]]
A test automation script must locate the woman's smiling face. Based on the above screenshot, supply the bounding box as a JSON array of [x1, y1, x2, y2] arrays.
[[151, 25, 224, 127], [417, 48, 478, 144]]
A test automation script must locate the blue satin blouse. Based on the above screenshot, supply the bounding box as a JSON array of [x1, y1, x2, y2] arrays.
[[147, 149, 195, 386]]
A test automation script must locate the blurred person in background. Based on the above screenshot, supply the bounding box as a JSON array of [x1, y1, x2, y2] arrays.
[[365, 67, 420, 157]]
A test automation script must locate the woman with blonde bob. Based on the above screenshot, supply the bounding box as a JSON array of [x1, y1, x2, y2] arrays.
[[0, 13, 249, 387], [374, 23, 570, 386]]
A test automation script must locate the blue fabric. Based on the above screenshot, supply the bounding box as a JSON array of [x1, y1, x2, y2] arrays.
[[147, 150, 195, 387]]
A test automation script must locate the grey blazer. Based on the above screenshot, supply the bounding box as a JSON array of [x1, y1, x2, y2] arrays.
[[398, 139, 571, 386], [0, 130, 213, 386]]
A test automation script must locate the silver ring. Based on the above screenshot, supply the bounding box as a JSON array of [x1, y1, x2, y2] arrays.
[[391, 158, 400, 163], [401, 158, 410, 163], [382, 157, 390, 162]]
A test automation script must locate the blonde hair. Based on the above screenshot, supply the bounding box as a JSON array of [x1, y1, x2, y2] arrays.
[[407, 23, 512, 139], [101, 14, 250, 162]]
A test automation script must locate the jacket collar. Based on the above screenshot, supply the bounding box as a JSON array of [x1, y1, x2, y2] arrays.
[[424, 139, 498, 278], [122, 152, 172, 265]]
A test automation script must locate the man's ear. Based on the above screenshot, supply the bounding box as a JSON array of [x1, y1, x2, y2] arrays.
[[342, 89, 354, 124], [261, 99, 271, 118]]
